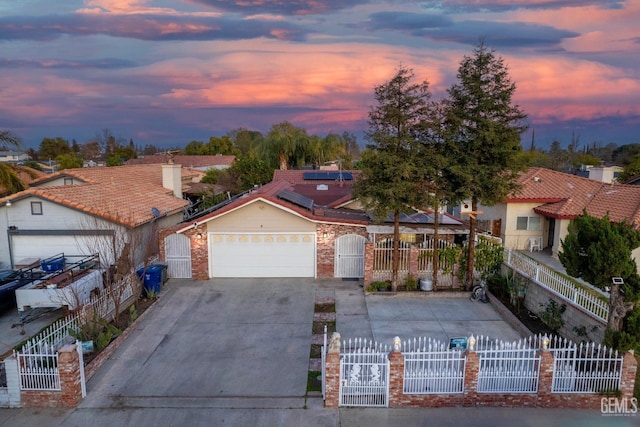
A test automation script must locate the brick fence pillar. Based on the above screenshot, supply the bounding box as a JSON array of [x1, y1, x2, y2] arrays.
[[58, 344, 83, 407], [388, 344, 405, 407], [463, 348, 479, 406], [324, 332, 341, 408], [536, 347, 554, 408], [620, 350, 638, 400], [363, 242, 373, 286], [408, 246, 419, 280]]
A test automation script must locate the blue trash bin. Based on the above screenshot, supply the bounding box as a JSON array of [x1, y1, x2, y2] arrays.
[[137, 266, 163, 295]]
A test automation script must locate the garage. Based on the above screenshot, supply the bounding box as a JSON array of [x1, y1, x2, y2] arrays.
[[209, 232, 316, 278]]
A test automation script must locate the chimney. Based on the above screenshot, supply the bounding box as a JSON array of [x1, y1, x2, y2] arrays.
[[162, 163, 182, 198]]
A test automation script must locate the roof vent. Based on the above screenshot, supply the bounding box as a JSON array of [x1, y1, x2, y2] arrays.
[[533, 176, 541, 183], [317, 184, 328, 191]]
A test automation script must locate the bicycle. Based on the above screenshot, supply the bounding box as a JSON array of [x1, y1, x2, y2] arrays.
[[470, 279, 489, 303]]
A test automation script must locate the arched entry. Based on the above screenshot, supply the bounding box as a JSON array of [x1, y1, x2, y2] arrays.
[[335, 234, 366, 278], [164, 233, 192, 278]]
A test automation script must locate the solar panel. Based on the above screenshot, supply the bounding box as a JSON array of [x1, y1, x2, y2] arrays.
[[277, 189, 314, 211], [303, 171, 353, 181]]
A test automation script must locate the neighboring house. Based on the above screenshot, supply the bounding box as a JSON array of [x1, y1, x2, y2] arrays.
[[0, 150, 30, 163], [159, 170, 467, 280], [0, 164, 190, 270], [477, 167, 640, 264], [588, 165, 623, 184], [575, 165, 623, 184], [126, 154, 235, 171]]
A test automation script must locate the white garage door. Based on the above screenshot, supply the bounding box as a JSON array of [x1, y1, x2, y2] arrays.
[[209, 233, 316, 278]]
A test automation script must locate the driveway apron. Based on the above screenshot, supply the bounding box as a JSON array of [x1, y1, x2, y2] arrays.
[[81, 278, 315, 408]]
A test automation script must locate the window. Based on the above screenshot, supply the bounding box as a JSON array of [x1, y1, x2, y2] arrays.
[[64, 177, 73, 185], [516, 216, 541, 231], [31, 201, 43, 215]]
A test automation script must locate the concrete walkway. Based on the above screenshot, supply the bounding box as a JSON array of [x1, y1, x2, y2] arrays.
[[0, 278, 636, 427]]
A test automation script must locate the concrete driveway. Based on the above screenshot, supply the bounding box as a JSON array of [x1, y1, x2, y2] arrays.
[[82, 278, 316, 409], [2, 279, 583, 427]]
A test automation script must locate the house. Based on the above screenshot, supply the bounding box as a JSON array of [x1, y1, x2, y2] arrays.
[[125, 154, 235, 171], [477, 167, 640, 262], [0, 150, 30, 163], [586, 165, 623, 184], [159, 170, 468, 280], [0, 164, 190, 270]]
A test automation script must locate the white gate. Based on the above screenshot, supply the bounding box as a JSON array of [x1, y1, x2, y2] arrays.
[[165, 234, 192, 279], [335, 234, 366, 278], [339, 339, 389, 407]]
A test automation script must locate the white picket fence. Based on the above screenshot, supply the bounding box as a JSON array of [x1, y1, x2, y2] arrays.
[[13, 273, 138, 392], [504, 250, 609, 322], [401, 337, 466, 394]]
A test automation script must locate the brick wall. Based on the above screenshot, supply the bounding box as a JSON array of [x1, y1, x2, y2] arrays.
[[316, 225, 368, 278], [324, 337, 637, 409], [20, 344, 83, 408]]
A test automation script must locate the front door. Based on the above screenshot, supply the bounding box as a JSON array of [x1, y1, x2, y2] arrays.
[[547, 218, 555, 251]]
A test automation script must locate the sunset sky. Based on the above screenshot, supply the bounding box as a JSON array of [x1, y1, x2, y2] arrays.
[[1, 0, 639, 150]]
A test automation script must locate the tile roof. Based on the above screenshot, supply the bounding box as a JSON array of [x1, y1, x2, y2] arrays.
[[126, 154, 235, 168], [513, 167, 640, 227], [2, 164, 189, 228]]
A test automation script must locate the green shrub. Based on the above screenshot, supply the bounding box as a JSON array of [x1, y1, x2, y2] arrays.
[[405, 274, 418, 291], [366, 281, 391, 292], [539, 299, 566, 333]]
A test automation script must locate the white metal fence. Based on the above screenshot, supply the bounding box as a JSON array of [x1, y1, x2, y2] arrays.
[[339, 338, 390, 407], [504, 250, 609, 321], [13, 274, 138, 392], [475, 336, 540, 393], [401, 337, 466, 394], [16, 349, 60, 391], [372, 243, 410, 283], [552, 341, 623, 393], [331, 334, 625, 407]]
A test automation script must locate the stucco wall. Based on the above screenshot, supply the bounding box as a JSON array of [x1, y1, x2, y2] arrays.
[[205, 200, 315, 233], [516, 272, 607, 344]]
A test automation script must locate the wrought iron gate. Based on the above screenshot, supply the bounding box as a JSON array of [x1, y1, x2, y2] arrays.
[[165, 233, 192, 278], [335, 234, 366, 278], [339, 340, 389, 407]]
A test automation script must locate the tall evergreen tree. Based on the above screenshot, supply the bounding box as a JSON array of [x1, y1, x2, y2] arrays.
[[559, 211, 640, 335], [353, 66, 434, 290], [446, 40, 528, 288]]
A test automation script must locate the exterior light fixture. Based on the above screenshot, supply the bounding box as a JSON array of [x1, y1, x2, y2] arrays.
[[196, 232, 203, 240], [393, 336, 401, 352], [542, 335, 550, 349], [323, 232, 328, 238], [468, 335, 476, 351]]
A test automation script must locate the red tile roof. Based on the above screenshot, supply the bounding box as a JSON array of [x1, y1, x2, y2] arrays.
[[513, 167, 640, 226], [126, 154, 235, 168], [2, 165, 189, 227]]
